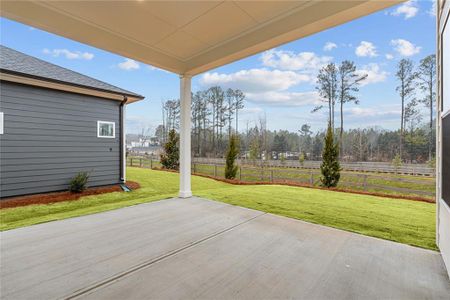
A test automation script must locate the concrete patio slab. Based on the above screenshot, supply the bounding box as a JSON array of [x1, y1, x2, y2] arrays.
[[1, 197, 449, 300]]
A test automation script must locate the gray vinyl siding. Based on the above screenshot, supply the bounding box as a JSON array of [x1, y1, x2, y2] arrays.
[[0, 81, 121, 198]]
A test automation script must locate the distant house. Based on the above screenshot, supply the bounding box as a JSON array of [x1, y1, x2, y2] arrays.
[[0, 45, 144, 198]]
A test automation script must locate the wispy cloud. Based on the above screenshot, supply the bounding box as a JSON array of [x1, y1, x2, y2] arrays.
[[245, 91, 321, 107], [118, 58, 140, 71], [200, 68, 309, 93], [391, 0, 419, 19], [43, 48, 94, 60], [356, 63, 389, 86], [260, 49, 332, 73], [355, 41, 377, 57], [391, 39, 421, 56], [323, 42, 337, 51]]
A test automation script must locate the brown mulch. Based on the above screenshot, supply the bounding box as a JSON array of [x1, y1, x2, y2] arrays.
[[152, 167, 435, 204], [0, 181, 140, 210]]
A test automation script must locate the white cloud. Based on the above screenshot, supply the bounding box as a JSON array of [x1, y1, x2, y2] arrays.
[[346, 106, 399, 118], [355, 41, 377, 57], [260, 49, 332, 72], [390, 39, 421, 56], [245, 91, 321, 107], [323, 42, 337, 51], [428, 0, 436, 16], [126, 115, 155, 134], [118, 58, 140, 71], [385, 53, 394, 60], [356, 63, 389, 86], [391, 0, 419, 19], [43, 48, 94, 60], [147, 65, 170, 73], [200, 68, 309, 93]]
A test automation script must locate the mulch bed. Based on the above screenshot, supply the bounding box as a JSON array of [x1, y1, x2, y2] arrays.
[[0, 181, 140, 210], [153, 167, 435, 204]]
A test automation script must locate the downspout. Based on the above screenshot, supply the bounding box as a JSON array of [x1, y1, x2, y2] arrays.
[[120, 96, 128, 183]]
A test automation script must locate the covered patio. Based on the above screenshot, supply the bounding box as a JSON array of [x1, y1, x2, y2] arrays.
[[2, 197, 449, 299]]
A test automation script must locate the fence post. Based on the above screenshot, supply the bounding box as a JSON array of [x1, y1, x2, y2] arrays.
[[310, 171, 314, 186], [239, 166, 242, 181], [131, 158, 134, 167], [150, 158, 153, 169], [139, 158, 142, 167], [363, 175, 368, 191], [193, 163, 196, 174], [214, 165, 217, 177], [270, 170, 274, 183]]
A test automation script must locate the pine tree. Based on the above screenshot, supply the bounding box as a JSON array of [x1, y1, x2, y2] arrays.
[[320, 123, 341, 187], [225, 135, 239, 179], [160, 129, 179, 170]]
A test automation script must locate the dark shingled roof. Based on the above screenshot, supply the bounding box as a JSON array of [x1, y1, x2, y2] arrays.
[[0, 45, 143, 99]]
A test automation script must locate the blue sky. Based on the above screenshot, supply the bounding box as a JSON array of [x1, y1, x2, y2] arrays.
[[0, 0, 436, 133]]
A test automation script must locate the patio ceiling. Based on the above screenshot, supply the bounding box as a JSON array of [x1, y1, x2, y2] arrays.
[[1, 0, 402, 75]]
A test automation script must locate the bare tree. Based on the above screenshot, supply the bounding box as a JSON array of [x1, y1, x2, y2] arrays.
[[337, 60, 367, 156], [233, 89, 245, 134], [395, 59, 416, 159], [313, 63, 338, 130], [417, 54, 436, 161]]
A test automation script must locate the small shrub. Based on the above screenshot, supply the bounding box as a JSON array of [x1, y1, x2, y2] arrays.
[[69, 172, 89, 193], [392, 154, 402, 170], [225, 135, 239, 179], [299, 153, 305, 166], [320, 123, 341, 188], [160, 129, 179, 170]]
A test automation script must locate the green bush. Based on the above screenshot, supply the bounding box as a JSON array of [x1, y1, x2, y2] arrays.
[[69, 172, 89, 193], [392, 154, 402, 170], [225, 135, 239, 179], [320, 123, 341, 187], [299, 153, 305, 166], [160, 129, 179, 170]]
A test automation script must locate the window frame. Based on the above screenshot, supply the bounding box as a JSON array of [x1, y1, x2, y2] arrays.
[[97, 120, 115, 138]]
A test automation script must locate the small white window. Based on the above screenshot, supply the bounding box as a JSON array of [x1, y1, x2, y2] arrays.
[[0, 112, 4, 135], [97, 121, 115, 138]]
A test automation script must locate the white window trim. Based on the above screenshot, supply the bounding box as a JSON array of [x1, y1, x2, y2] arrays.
[[97, 120, 115, 138]]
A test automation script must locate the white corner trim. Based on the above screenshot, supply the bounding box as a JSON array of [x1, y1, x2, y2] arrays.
[[0, 112, 3, 135], [97, 120, 115, 138]]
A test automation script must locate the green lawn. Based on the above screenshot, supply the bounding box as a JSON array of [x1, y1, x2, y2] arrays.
[[0, 168, 436, 250]]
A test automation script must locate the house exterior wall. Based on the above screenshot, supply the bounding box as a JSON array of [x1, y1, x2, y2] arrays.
[[0, 81, 121, 198], [437, 0, 450, 277]]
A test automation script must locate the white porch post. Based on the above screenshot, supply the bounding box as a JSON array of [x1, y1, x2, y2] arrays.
[[179, 75, 192, 198]]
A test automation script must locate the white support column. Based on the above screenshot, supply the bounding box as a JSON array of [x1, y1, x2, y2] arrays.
[[179, 75, 192, 198]]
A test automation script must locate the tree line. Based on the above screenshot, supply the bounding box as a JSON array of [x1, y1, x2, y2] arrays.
[[153, 55, 435, 164], [157, 86, 245, 157]]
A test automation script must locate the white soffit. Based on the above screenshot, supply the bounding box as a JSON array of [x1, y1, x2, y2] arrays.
[[1, 0, 402, 75]]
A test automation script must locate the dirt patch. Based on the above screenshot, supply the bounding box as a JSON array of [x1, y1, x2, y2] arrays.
[[0, 181, 140, 210], [153, 167, 435, 204]]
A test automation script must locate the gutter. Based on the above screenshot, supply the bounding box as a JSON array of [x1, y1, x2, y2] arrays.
[[120, 96, 128, 183]]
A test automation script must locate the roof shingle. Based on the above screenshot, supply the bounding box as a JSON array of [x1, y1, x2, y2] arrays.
[[0, 45, 143, 99]]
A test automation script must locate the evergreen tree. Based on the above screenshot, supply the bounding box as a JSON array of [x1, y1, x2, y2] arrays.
[[160, 129, 179, 170], [225, 135, 239, 179], [320, 123, 341, 187]]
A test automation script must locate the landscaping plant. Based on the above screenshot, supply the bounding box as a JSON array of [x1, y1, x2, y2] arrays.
[[320, 123, 341, 187], [68, 172, 89, 193], [299, 153, 305, 166], [392, 154, 402, 171], [225, 135, 239, 179], [160, 129, 179, 170]]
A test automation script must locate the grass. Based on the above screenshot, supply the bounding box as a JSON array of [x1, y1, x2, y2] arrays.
[[0, 168, 436, 250], [191, 162, 435, 199]]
